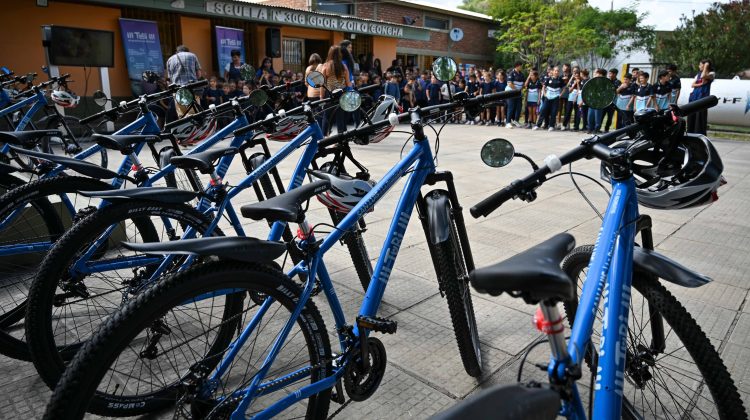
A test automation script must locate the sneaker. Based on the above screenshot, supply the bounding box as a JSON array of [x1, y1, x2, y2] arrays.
[[512, 120, 523, 128], [548, 127, 554, 132], [532, 126, 539, 131], [470, 121, 475, 125], [505, 123, 513, 129], [525, 123, 532, 129]]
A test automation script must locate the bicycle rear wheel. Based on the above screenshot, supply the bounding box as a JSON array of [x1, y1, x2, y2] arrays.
[[26, 199, 222, 389], [43, 261, 332, 419], [563, 245, 746, 419]]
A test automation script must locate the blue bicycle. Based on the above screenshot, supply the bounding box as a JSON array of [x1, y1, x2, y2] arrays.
[[0, 80, 212, 360], [433, 94, 746, 419], [23, 78, 376, 389], [41, 58, 513, 419]]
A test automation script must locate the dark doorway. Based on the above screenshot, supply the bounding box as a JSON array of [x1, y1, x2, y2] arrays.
[[305, 39, 330, 65]]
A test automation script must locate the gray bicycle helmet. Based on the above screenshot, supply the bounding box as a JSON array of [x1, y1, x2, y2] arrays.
[[309, 170, 376, 213], [601, 133, 725, 210]]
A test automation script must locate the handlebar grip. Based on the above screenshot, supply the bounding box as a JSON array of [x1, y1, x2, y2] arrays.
[[357, 83, 380, 94], [80, 110, 110, 124], [184, 79, 209, 90], [470, 181, 521, 218], [675, 95, 718, 117]]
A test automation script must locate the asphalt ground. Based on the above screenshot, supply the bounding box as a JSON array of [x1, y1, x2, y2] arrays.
[[1, 123, 749, 418]]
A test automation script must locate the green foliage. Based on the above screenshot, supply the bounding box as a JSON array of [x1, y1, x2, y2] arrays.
[[466, 0, 654, 70], [653, 2, 750, 77]]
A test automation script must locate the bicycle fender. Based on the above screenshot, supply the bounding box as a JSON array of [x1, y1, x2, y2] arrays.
[[430, 383, 560, 420], [7, 145, 119, 179], [158, 145, 176, 169], [425, 189, 452, 245], [634, 247, 711, 288], [248, 152, 267, 171], [79, 187, 198, 204]]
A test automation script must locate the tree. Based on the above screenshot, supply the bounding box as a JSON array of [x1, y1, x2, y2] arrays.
[[654, 1, 750, 78]]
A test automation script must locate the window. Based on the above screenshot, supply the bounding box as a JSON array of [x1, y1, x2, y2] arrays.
[[424, 16, 448, 30], [282, 38, 304, 73], [316, 1, 353, 15]]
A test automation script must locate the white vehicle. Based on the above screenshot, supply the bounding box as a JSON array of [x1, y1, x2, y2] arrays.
[[677, 77, 750, 126]]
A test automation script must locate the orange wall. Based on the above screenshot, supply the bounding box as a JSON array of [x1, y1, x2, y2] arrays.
[[180, 16, 214, 79], [1, 0, 130, 97], [373, 38, 397, 69]]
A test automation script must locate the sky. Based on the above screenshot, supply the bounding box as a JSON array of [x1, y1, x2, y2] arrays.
[[421, 0, 730, 31]]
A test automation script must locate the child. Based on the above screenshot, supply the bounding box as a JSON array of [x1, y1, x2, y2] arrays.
[[562, 69, 580, 131], [629, 71, 653, 113], [533, 66, 563, 131], [505, 61, 525, 127], [203, 76, 222, 106], [494, 70, 507, 126], [667, 64, 681, 104], [427, 74, 441, 106], [384, 73, 401, 102], [578, 69, 590, 131], [653, 70, 672, 111], [479, 71, 493, 125], [524, 70, 541, 128], [615, 73, 635, 128], [603, 68, 621, 132], [586, 68, 607, 134], [466, 74, 479, 97], [221, 82, 232, 102]]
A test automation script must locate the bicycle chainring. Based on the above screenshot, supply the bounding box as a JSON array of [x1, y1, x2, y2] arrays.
[[343, 336, 387, 402]]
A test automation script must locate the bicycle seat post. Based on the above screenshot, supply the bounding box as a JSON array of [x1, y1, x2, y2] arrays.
[[535, 302, 569, 365]]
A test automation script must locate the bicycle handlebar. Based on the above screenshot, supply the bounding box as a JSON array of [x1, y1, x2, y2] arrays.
[[469, 95, 719, 218], [318, 90, 521, 148]]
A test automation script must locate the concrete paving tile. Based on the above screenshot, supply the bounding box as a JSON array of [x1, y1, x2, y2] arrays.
[[664, 281, 748, 312], [656, 239, 750, 289], [722, 342, 750, 395]]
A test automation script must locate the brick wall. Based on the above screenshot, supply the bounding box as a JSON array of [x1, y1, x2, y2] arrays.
[[262, 0, 307, 10], [356, 3, 495, 59]]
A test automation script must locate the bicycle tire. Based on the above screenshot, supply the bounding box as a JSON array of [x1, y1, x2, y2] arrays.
[[0, 175, 111, 360], [563, 245, 747, 419], [26, 199, 222, 389], [43, 115, 109, 169], [0, 172, 26, 195], [158, 146, 203, 193], [432, 217, 482, 377], [329, 209, 373, 292], [43, 261, 332, 419]]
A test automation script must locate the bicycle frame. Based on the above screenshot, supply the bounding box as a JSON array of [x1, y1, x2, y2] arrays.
[[555, 176, 640, 419], [213, 136, 437, 419]]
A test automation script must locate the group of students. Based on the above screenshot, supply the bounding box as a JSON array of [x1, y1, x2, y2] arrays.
[[414, 62, 684, 135]]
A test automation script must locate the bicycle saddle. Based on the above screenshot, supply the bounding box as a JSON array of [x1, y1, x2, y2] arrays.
[[470, 233, 575, 303], [92, 134, 162, 153], [0, 162, 17, 174], [0, 130, 60, 148], [169, 147, 237, 174], [241, 180, 331, 224], [122, 236, 286, 264]]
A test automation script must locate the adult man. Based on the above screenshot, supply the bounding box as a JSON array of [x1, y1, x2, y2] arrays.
[[166, 45, 202, 117], [603, 68, 621, 132], [505, 61, 525, 128], [667, 64, 681, 103]]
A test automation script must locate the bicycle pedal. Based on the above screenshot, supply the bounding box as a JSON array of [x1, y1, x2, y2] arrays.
[[356, 315, 397, 334]]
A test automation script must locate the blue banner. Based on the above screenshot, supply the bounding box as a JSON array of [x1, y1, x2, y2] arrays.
[[119, 18, 164, 96], [215, 26, 245, 80]]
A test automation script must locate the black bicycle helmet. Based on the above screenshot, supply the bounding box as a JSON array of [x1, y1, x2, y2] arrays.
[[601, 133, 725, 210]]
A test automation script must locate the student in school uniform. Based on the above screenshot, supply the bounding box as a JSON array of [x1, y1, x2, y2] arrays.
[[653, 70, 673, 111], [494, 70, 507, 126], [615, 73, 635, 128], [578, 69, 590, 131], [558, 63, 571, 129], [505, 61, 525, 128], [535, 66, 554, 128], [629, 71, 654, 114], [533, 66, 563, 131], [603, 68, 621, 132], [479, 71, 494, 125], [427, 74, 442, 106], [562, 68, 580, 131], [667, 64, 681, 104], [524, 70, 542, 128]]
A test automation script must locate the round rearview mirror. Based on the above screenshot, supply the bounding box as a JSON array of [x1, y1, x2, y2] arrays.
[[582, 76, 616, 110], [175, 88, 194, 106], [248, 89, 268, 107], [240, 64, 256, 82], [92, 90, 108, 107], [480, 138, 515, 168], [306, 71, 325, 88], [339, 91, 362, 112], [432, 57, 458, 82]]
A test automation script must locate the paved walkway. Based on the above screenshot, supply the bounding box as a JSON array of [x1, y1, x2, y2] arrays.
[[1, 125, 749, 418]]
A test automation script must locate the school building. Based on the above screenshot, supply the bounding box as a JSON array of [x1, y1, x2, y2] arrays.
[[1, 0, 495, 99]]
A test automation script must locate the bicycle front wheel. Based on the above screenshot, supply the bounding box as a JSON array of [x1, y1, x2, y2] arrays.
[[26, 199, 222, 389], [563, 245, 746, 419], [430, 199, 482, 377], [43, 261, 332, 419]]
